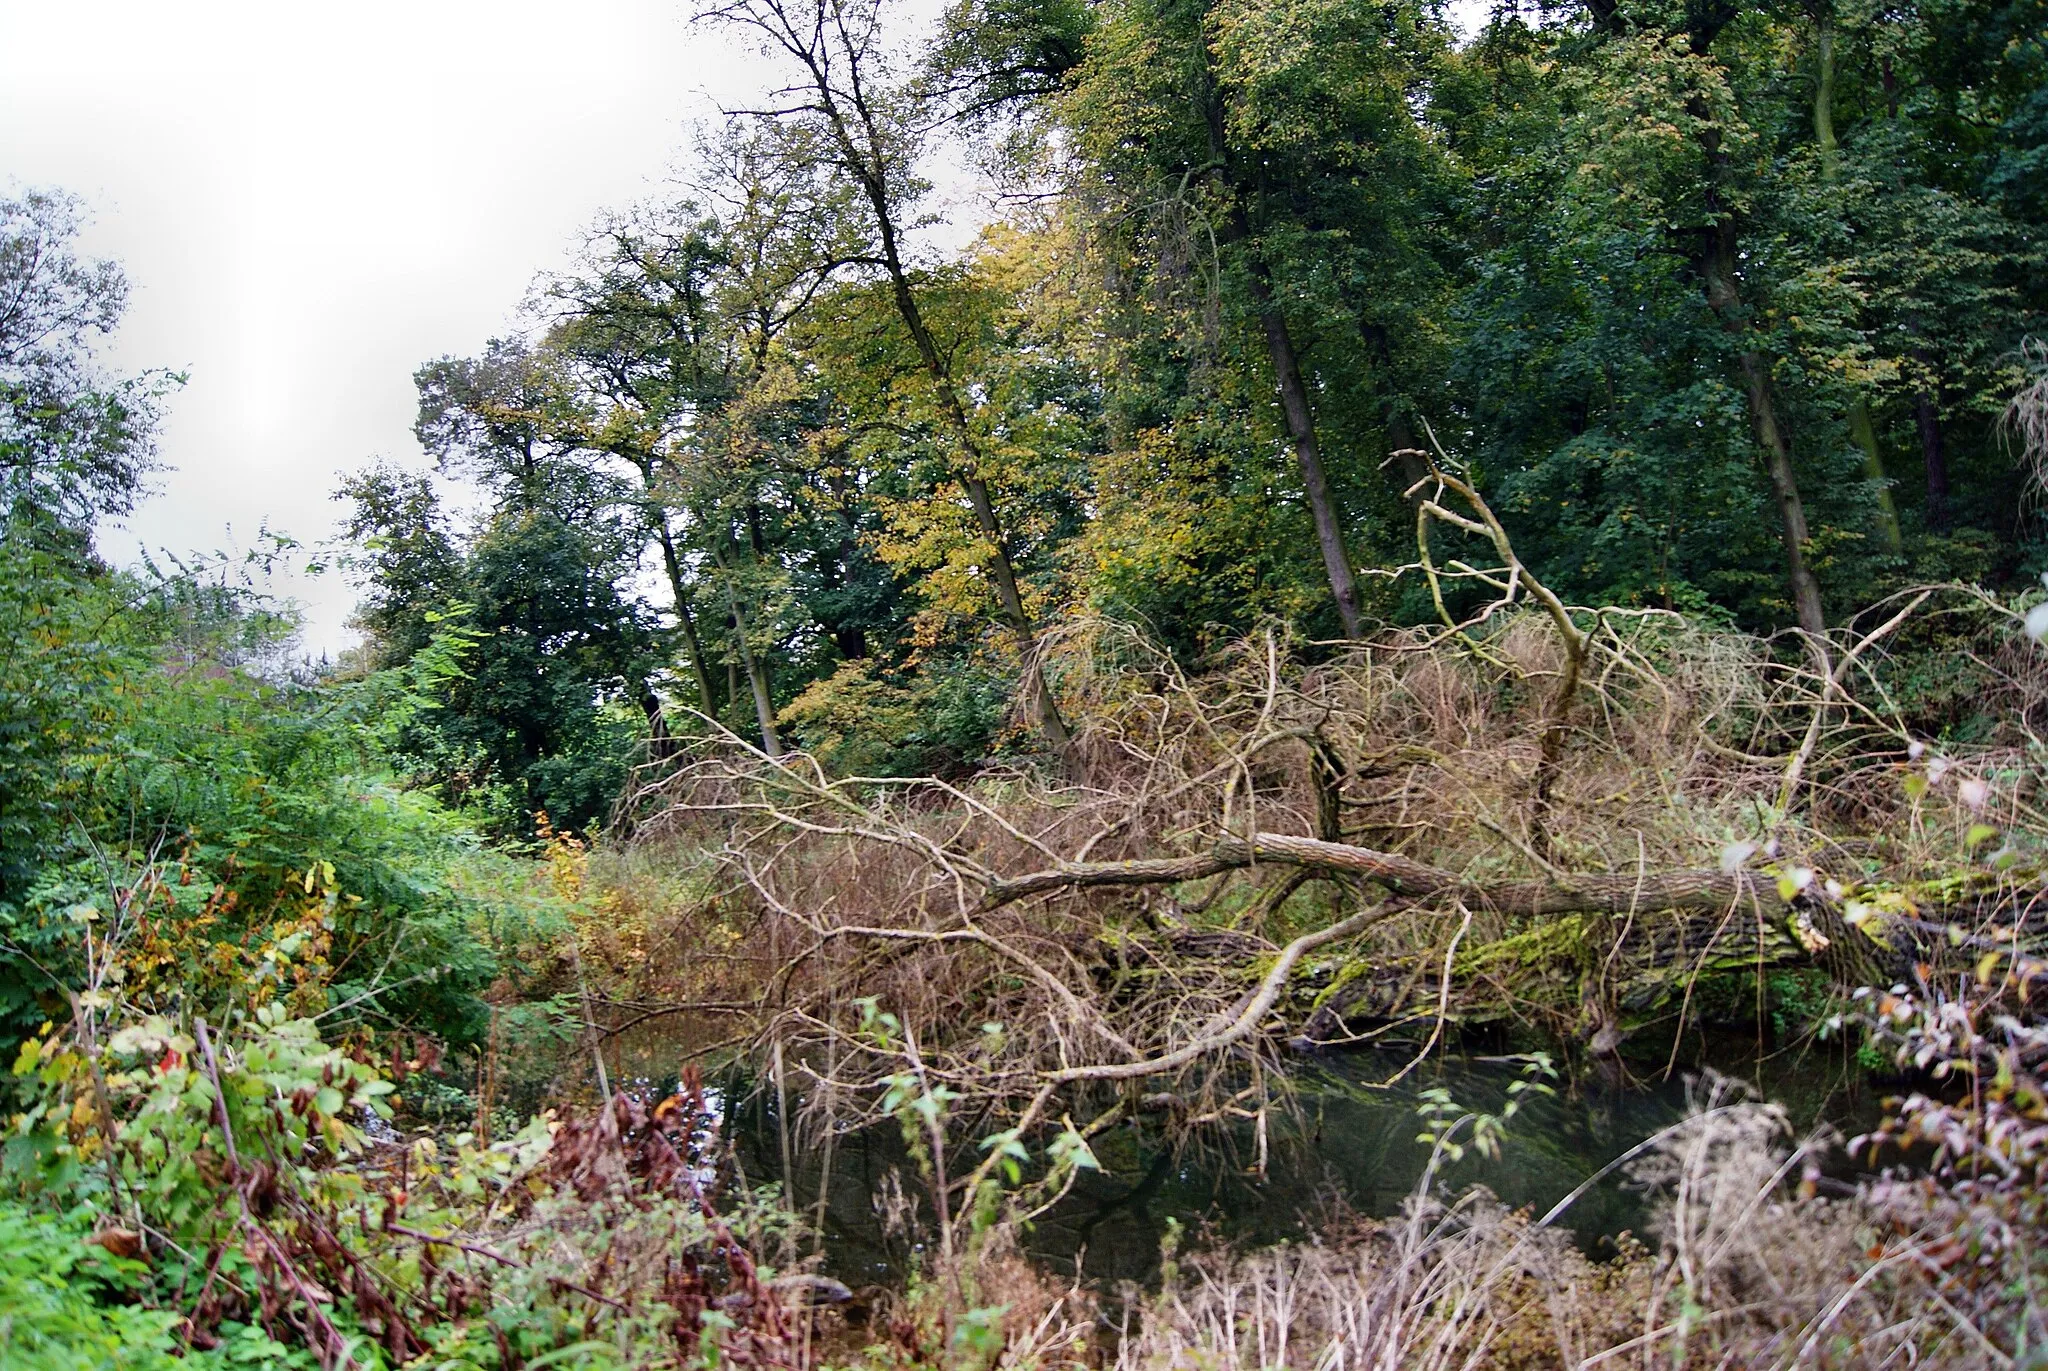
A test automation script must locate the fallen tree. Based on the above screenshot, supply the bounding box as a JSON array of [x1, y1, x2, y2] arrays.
[[600, 459, 2047, 1252]]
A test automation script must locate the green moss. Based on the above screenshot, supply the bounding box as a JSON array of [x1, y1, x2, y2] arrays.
[[1307, 954, 1382, 1011], [1455, 915, 1593, 978]]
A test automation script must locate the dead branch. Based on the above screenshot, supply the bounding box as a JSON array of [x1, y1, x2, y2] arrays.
[[984, 832, 1783, 919], [609, 595, 2043, 1209], [1045, 896, 1416, 1084]]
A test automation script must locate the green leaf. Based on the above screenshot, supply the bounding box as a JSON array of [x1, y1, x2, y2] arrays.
[[1048, 1125, 1099, 1172]]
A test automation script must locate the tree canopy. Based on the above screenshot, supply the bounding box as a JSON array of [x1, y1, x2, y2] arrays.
[[338, 0, 2042, 792]]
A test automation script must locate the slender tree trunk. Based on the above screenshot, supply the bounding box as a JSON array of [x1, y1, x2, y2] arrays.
[[1697, 208, 1827, 636], [1204, 198, 1368, 635], [1741, 348, 1828, 637], [1814, 19, 1903, 556], [652, 513, 719, 716], [1202, 62, 1363, 639], [745, 17, 1072, 759], [713, 534, 781, 756], [1656, 13, 1828, 638], [859, 167, 1073, 756], [1251, 274, 1363, 639], [1849, 402, 1904, 553], [1814, 20, 1839, 169]]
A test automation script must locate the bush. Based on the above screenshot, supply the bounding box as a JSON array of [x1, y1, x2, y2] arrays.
[[0, 1200, 187, 1370], [779, 656, 1011, 776], [0, 541, 506, 1052]]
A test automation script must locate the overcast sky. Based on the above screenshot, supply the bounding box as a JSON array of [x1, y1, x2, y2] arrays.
[[3, 0, 1485, 661], [0, 0, 777, 657]]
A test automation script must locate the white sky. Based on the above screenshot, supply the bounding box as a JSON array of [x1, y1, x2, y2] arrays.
[[0, 0, 775, 658], [3, 0, 1488, 661]]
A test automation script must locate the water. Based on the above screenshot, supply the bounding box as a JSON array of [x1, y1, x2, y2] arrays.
[[577, 1026, 1882, 1289]]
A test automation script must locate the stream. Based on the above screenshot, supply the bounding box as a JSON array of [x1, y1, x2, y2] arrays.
[[507, 1022, 1885, 1289]]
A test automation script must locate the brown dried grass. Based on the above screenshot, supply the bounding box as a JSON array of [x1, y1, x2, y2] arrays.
[[1111, 1085, 2016, 1370]]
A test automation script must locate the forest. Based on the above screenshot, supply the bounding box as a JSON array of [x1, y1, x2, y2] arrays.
[[4, 0, 2048, 1363]]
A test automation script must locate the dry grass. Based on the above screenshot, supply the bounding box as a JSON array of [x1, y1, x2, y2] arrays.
[[1108, 1083, 2027, 1369]]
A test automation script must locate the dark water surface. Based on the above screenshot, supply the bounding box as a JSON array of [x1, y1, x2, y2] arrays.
[[573, 1026, 1882, 1288]]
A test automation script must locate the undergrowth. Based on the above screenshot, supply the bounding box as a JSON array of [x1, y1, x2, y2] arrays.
[[7, 585, 2048, 1367]]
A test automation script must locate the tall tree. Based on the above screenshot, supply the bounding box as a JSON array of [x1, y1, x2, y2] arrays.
[[334, 464, 463, 668], [531, 125, 896, 754], [1810, 3, 1903, 556], [1057, 0, 1459, 640], [536, 204, 736, 723], [701, 0, 1077, 756]]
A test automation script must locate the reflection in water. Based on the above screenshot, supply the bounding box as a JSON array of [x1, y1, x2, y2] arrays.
[[541, 1025, 1879, 1288]]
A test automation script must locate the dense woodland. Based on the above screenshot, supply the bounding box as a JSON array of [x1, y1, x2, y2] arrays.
[[5, 0, 2048, 1364]]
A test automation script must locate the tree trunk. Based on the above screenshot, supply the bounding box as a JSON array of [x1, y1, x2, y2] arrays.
[[1253, 281, 1363, 639], [1740, 343, 1829, 638], [714, 534, 781, 757], [863, 179, 1073, 757], [1915, 365, 1950, 530], [1813, 20, 1840, 172], [1698, 220, 1828, 637], [953, 468, 1072, 746], [754, 14, 1073, 760], [1665, 15, 1827, 637], [1849, 401, 1904, 554], [1193, 54, 1362, 641], [652, 513, 719, 716]]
